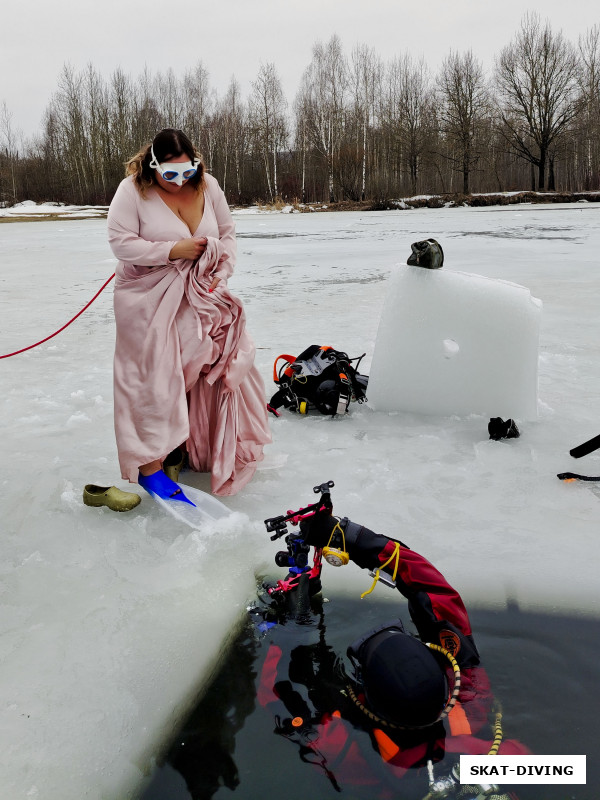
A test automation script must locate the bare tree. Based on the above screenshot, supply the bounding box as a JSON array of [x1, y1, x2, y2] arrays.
[[220, 77, 246, 200], [52, 64, 90, 202], [249, 62, 287, 201], [0, 101, 21, 203], [293, 91, 310, 202], [83, 64, 111, 202], [297, 35, 348, 202], [350, 44, 381, 200], [495, 13, 580, 190], [385, 54, 435, 196], [108, 68, 136, 183], [182, 62, 212, 156], [17, 23, 600, 206], [155, 68, 184, 129], [576, 25, 600, 189], [132, 66, 164, 149], [437, 50, 490, 194]]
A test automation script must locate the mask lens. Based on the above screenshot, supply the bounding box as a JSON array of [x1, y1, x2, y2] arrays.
[[182, 168, 196, 179], [161, 170, 178, 181]]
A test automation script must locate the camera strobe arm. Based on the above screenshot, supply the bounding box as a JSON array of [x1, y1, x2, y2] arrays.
[[264, 481, 334, 540]]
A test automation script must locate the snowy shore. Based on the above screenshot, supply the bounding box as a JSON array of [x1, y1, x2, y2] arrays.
[[3, 191, 599, 222]]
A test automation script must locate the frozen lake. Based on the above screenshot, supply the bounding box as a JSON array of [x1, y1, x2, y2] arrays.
[[1, 202, 599, 798]]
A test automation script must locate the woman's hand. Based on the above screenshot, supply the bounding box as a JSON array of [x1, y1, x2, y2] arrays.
[[169, 237, 208, 260]]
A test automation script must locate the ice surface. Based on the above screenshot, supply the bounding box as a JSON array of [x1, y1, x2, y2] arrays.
[[1, 203, 600, 798], [368, 265, 542, 419]]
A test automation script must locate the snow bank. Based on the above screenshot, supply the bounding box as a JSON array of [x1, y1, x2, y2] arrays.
[[0, 201, 108, 219]]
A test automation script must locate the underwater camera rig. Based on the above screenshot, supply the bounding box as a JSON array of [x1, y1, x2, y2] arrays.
[[263, 480, 334, 603]]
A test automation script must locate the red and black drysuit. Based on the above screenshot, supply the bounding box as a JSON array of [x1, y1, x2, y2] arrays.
[[257, 518, 528, 796]]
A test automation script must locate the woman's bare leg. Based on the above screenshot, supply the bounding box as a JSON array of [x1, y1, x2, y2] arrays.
[[139, 460, 162, 476], [138, 458, 183, 497]]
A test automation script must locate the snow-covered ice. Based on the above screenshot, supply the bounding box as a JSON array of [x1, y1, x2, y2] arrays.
[[1, 203, 599, 799]]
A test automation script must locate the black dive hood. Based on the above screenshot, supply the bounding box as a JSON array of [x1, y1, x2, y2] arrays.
[[348, 625, 448, 727]]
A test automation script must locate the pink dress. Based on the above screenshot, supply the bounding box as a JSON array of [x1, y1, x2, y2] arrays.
[[107, 173, 271, 496]]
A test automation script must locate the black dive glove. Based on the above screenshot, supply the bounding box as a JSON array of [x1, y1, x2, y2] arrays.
[[299, 513, 339, 549], [301, 514, 409, 573]]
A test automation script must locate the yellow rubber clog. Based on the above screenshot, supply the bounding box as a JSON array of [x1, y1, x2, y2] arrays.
[[83, 484, 141, 512], [163, 447, 185, 482]]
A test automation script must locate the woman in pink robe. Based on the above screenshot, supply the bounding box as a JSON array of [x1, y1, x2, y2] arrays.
[[107, 128, 270, 497]]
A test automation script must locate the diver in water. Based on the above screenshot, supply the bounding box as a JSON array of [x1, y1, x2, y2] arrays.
[[257, 495, 528, 799]]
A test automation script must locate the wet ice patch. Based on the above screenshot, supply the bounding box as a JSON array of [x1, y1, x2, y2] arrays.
[[66, 411, 91, 426]]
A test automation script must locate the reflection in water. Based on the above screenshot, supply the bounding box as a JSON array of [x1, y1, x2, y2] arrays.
[[138, 598, 596, 800], [138, 626, 258, 800]]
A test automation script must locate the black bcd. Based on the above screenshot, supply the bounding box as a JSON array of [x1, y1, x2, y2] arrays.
[[268, 345, 368, 417]]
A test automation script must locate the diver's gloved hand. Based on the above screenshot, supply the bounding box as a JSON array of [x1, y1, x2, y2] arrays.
[[302, 514, 409, 573], [299, 512, 339, 548]]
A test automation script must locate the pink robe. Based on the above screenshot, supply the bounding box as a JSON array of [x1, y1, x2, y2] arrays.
[[107, 173, 271, 496]]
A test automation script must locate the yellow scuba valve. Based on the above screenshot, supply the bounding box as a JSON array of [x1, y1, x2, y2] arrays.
[[322, 519, 350, 566]]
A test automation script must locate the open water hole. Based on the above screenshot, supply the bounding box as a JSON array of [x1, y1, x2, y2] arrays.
[[137, 594, 596, 800]]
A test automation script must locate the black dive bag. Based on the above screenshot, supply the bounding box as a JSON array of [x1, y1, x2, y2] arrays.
[[268, 345, 368, 417]]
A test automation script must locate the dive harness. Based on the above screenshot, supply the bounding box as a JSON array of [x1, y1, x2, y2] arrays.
[[268, 345, 368, 417]]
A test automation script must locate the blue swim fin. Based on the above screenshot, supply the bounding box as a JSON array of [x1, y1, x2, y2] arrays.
[[138, 470, 196, 506], [138, 470, 231, 529]]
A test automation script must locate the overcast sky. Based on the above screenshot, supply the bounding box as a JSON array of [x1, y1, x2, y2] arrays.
[[2, 0, 599, 142]]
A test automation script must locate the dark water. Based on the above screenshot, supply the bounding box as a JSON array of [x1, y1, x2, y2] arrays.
[[137, 594, 596, 800]]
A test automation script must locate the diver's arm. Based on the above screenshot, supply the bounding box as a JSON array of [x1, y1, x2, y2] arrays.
[[341, 521, 480, 667]]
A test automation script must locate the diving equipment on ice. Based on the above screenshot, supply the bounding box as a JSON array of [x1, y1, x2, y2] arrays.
[[268, 345, 368, 417]]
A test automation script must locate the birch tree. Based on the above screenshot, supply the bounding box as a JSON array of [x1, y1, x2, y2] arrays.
[[221, 77, 246, 200], [350, 44, 381, 200], [576, 25, 600, 189], [298, 35, 348, 202], [293, 91, 310, 202], [249, 62, 287, 201]]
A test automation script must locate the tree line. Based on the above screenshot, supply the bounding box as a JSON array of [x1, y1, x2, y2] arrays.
[[1, 14, 599, 208]]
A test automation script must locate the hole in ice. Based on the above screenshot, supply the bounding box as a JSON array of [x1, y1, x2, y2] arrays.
[[139, 600, 598, 800], [443, 338, 459, 358]]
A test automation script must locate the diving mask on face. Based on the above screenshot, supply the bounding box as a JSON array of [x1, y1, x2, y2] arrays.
[[149, 145, 200, 185]]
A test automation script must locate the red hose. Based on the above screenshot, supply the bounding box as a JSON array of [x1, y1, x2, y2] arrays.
[[1, 273, 116, 359]]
